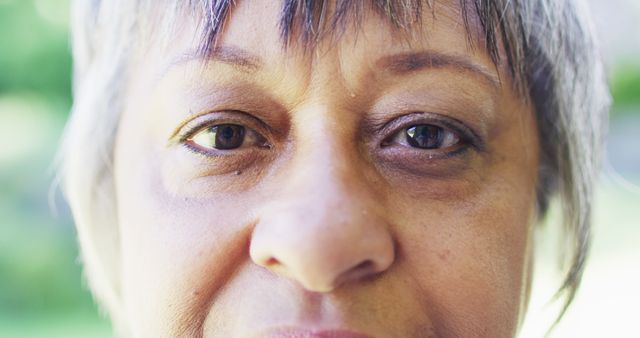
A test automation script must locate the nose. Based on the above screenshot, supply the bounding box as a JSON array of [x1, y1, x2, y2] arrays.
[[249, 142, 395, 292]]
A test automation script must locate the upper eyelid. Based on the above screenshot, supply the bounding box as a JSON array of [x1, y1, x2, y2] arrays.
[[168, 111, 484, 152], [167, 111, 270, 146], [376, 113, 484, 150]]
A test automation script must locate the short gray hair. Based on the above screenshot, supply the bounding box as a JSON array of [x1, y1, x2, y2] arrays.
[[57, 0, 610, 332]]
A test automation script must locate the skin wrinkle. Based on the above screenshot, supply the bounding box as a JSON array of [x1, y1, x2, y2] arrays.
[[368, 89, 495, 147], [165, 85, 288, 145], [60, 0, 611, 336], [135, 150, 256, 338], [111, 1, 540, 337], [391, 234, 440, 336]]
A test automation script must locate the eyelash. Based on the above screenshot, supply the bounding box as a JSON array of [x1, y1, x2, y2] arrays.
[[173, 111, 272, 154], [378, 113, 482, 153], [175, 112, 481, 159]]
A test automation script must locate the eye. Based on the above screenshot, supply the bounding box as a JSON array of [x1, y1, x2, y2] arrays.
[[374, 113, 483, 176], [186, 123, 266, 152], [389, 124, 461, 150]]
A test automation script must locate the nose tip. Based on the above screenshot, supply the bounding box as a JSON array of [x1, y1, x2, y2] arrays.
[[249, 207, 395, 292], [253, 248, 394, 293]]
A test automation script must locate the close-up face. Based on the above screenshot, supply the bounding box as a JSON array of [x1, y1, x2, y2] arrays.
[[113, 1, 540, 337]]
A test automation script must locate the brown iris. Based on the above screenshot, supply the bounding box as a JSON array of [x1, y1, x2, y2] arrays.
[[191, 124, 246, 150]]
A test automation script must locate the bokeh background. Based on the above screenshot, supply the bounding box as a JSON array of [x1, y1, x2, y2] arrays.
[[0, 0, 638, 337]]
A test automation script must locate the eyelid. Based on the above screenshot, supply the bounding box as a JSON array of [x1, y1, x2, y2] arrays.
[[390, 125, 460, 149], [377, 112, 485, 152], [167, 111, 271, 147]]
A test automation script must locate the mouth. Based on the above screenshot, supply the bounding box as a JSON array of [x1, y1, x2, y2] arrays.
[[260, 328, 374, 338]]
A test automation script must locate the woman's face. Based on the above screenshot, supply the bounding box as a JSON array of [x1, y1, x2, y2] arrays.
[[113, 1, 539, 337]]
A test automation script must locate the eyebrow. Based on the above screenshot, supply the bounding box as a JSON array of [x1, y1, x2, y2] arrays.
[[164, 46, 500, 90], [375, 51, 501, 90], [166, 45, 263, 74]]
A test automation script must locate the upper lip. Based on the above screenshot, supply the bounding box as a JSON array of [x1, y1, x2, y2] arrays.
[[260, 327, 374, 338]]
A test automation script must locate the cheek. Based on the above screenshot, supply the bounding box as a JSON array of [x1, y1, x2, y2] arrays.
[[114, 122, 258, 336], [391, 165, 536, 336]]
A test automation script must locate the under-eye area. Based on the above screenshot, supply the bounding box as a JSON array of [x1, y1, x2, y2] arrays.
[[373, 111, 484, 178], [161, 110, 278, 180]]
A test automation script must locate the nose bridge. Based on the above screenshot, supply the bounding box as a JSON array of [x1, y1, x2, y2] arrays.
[[286, 102, 367, 206], [284, 102, 380, 232], [249, 106, 395, 292], [293, 129, 358, 208]]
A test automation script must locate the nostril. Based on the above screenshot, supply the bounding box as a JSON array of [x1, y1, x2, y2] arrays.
[[353, 259, 375, 272], [265, 257, 280, 267], [332, 259, 378, 288]]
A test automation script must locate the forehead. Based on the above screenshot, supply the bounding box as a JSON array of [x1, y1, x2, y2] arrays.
[[159, 0, 501, 89], [227, 1, 494, 79], [186, 0, 488, 53], [196, 0, 487, 54]]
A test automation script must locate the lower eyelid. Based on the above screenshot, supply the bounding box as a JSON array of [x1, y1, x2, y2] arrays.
[[374, 146, 473, 179], [378, 125, 474, 158], [182, 142, 225, 158], [182, 129, 271, 157], [182, 141, 266, 161], [387, 143, 470, 158]]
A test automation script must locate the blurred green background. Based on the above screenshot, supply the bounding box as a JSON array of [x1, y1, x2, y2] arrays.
[[0, 0, 638, 337], [0, 0, 110, 337]]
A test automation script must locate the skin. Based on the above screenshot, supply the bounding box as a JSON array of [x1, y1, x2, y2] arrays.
[[112, 1, 539, 337]]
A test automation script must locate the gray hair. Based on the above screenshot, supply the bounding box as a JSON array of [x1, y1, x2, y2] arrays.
[[56, 0, 610, 333]]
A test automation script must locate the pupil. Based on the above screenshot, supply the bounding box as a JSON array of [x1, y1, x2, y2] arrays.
[[406, 125, 443, 149], [213, 124, 245, 150]]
